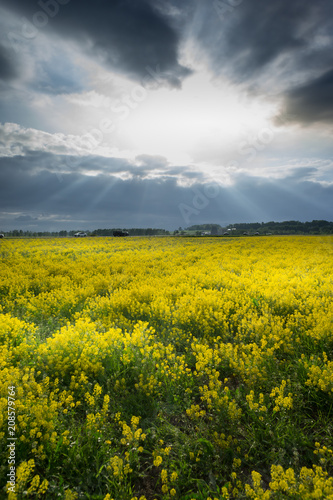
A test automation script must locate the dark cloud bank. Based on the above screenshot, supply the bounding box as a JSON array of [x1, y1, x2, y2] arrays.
[[1, 153, 332, 231]]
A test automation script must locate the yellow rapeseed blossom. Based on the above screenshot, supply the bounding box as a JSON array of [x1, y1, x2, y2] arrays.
[[161, 469, 168, 483], [153, 455, 163, 467], [64, 490, 79, 500], [1, 235, 333, 499], [270, 380, 293, 412]]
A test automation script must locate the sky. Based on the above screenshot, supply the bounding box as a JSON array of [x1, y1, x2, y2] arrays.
[[0, 0, 332, 231]]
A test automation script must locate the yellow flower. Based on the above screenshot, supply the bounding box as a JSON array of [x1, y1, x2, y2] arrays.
[[161, 469, 168, 483], [38, 479, 49, 495], [153, 456, 163, 467], [64, 490, 78, 500], [171, 472, 178, 482]]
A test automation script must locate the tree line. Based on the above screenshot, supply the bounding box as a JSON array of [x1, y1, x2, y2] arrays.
[[1, 220, 333, 237], [224, 220, 333, 235], [186, 220, 333, 235], [2, 228, 171, 237]]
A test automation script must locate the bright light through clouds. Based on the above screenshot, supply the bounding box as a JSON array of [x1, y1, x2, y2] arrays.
[[117, 71, 276, 165], [0, 0, 332, 231]]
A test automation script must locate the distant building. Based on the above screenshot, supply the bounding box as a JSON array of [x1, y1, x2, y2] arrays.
[[74, 232, 87, 237]]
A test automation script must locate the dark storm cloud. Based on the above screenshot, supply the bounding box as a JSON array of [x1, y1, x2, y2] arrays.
[[1, 153, 332, 231], [223, 174, 332, 223], [198, 0, 333, 92], [224, 0, 326, 76], [2, 0, 191, 88], [225, 3, 298, 72], [0, 153, 190, 227], [276, 68, 333, 125], [0, 152, 201, 206], [0, 44, 17, 81]]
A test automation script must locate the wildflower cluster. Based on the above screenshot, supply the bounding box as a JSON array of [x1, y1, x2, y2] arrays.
[[246, 390, 268, 420], [303, 352, 333, 395], [269, 380, 293, 412], [244, 463, 333, 499]]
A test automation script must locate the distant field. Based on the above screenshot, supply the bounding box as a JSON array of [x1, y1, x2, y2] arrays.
[[1, 236, 333, 499]]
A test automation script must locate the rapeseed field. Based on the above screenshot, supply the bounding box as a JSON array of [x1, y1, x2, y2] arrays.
[[0, 235, 332, 499]]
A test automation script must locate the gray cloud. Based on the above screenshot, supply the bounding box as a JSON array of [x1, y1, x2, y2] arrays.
[[195, 0, 333, 101], [0, 44, 17, 82], [224, 1, 326, 76], [276, 68, 333, 125], [14, 214, 38, 221], [1, 152, 332, 231], [2, 0, 191, 88]]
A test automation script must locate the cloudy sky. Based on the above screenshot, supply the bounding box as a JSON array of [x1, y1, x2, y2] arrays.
[[0, 0, 332, 231]]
